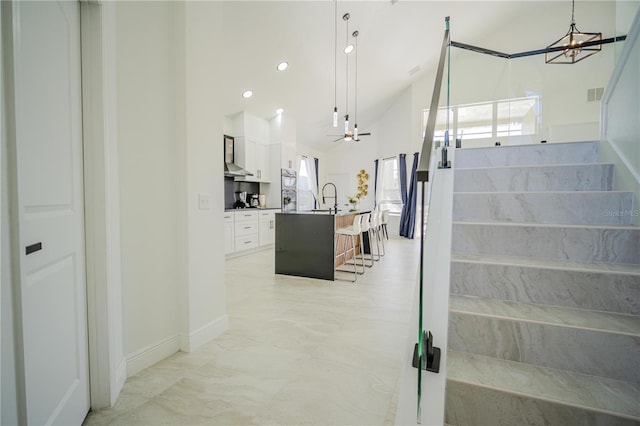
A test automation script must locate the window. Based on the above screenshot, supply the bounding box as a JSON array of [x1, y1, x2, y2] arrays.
[[378, 157, 403, 214], [423, 95, 540, 143], [457, 103, 493, 140], [296, 156, 318, 212]]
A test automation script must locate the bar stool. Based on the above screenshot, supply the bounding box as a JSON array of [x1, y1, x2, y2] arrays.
[[381, 209, 390, 240], [368, 211, 382, 261], [375, 210, 386, 256], [357, 213, 374, 267], [335, 214, 365, 281]]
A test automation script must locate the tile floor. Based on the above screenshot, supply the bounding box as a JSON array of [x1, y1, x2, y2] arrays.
[[84, 235, 420, 425]]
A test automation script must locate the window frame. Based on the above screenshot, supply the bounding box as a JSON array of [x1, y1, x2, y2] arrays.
[[378, 156, 403, 215], [423, 95, 541, 143]]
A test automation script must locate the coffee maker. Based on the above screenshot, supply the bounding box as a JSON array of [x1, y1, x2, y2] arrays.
[[233, 191, 248, 208], [249, 194, 260, 208]]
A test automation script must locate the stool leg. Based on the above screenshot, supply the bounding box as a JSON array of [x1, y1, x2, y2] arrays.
[[370, 230, 380, 261], [360, 231, 373, 267], [357, 235, 366, 272], [350, 235, 358, 281]]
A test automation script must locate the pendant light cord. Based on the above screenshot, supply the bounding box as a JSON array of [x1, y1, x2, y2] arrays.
[[354, 32, 358, 127], [345, 16, 349, 117], [334, 0, 337, 110]]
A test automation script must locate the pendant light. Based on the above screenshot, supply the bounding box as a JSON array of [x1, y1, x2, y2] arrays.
[[343, 13, 351, 139], [332, 0, 338, 127], [546, 0, 602, 64], [353, 30, 359, 141]]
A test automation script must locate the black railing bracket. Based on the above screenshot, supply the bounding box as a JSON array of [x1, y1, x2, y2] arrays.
[[412, 330, 441, 373]]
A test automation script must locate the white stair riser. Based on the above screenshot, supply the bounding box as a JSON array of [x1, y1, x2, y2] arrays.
[[453, 192, 634, 225], [445, 380, 639, 426], [452, 223, 640, 265], [456, 141, 599, 168], [450, 261, 639, 315], [455, 164, 614, 193], [448, 313, 640, 383]]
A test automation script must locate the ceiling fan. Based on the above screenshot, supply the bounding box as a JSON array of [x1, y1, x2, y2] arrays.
[[330, 125, 371, 142]]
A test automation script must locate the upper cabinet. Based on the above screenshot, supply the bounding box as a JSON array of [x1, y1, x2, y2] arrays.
[[230, 112, 270, 183], [234, 111, 269, 141], [235, 136, 270, 182], [269, 114, 297, 170], [225, 111, 298, 185]]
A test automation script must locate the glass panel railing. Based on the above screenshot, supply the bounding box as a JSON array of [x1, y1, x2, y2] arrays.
[[415, 16, 450, 425], [413, 9, 631, 422], [448, 30, 620, 149]]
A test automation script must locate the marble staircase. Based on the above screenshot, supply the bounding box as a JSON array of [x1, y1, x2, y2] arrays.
[[445, 141, 640, 425]]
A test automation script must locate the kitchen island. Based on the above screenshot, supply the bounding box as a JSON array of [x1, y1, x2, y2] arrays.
[[275, 211, 365, 281]]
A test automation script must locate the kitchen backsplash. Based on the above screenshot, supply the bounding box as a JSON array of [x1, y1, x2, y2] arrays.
[[224, 178, 260, 209]]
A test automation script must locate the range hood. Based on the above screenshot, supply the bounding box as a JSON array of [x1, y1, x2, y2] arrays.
[[224, 134, 253, 177], [224, 162, 253, 177]]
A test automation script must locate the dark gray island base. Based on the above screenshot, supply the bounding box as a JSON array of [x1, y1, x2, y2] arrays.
[[275, 211, 363, 281]]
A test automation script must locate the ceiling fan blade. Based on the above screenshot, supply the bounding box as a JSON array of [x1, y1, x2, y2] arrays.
[[358, 132, 371, 136], [332, 137, 344, 142]]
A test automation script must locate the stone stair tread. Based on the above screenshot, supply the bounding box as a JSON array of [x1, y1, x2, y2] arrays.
[[455, 141, 600, 168], [450, 294, 640, 337], [451, 253, 640, 276], [452, 220, 639, 230], [454, 190, 631, 195], [447, 350, 640, 420], [455, 162, 615, 172]]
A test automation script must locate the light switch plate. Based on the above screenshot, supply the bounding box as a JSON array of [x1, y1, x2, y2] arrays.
[[198, 193, 211, 210]]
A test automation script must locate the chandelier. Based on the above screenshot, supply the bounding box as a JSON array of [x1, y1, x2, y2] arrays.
[[546, 0, 602, 64]]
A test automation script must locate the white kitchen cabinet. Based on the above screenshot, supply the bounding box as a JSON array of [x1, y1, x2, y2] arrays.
[[234, 210, 259, 251], [234, 138, 270, 183], [255, 143, 271, 182], [224, 212, 234, 254], [258, 210, 278, 246], [231, 111, 270, 183]]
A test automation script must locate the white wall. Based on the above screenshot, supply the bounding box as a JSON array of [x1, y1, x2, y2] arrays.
[[115, 1, 228, 375], [324, 135, 379, 212], [116, 2, 183, 372], [324, 86, 419, 216], [180, 1, 228, 350]]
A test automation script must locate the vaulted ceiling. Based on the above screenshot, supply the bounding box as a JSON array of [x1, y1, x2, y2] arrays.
[[220, 1, 621, 150]]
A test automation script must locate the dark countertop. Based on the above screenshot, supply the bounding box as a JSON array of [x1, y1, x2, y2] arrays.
[[278, 210, 369, 217], [224, 207, 281, 212]]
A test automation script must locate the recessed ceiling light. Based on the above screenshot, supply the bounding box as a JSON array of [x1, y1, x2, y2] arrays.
[[277, 61, 288, 71], [241, 90, 253, 99], [275, 107, 284, 115], [344, 44, 354, 54]]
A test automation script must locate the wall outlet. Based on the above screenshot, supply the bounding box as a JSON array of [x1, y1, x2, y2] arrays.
[[198, 193, 211, 210]]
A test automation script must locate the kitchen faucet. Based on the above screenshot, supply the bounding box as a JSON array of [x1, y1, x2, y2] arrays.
[[321, 183, 338, 214]]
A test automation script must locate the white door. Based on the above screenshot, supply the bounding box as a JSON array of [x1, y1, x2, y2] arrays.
[[12, 1, 89, 424]]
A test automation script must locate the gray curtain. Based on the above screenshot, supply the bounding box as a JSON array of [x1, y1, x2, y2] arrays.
[[399, 154, 407, 204], [314, 157, 319, 209], [373, 159, 379, 209], [399, 152, 419, 238]]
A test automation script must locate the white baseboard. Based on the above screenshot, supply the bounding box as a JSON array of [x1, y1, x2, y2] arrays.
[[179, 314, 229, 353], [225, 244, 273, 259], [124, 316, 229, 378], [112, 357, 127, 405], [126, 335, 180, 377]]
